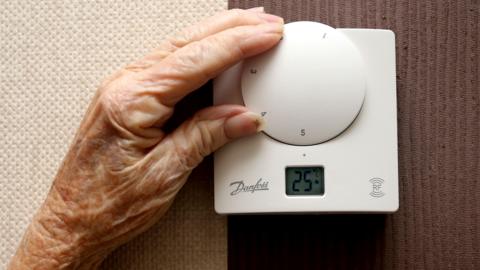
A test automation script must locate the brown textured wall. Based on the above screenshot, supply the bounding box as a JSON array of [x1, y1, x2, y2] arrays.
[[228, 0, 480, 269]]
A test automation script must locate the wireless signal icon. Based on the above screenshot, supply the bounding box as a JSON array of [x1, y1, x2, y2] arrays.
[[369, 178, 385, 198]]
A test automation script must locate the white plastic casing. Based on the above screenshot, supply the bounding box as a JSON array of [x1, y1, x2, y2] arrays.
[[213, 22, 398, 214]]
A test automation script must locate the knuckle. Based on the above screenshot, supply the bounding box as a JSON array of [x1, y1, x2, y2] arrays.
[[207, 33, 233, 53], [98, 76, 136, 124], [170, 40, 209, 76], [99, 85, 123, 114], [188, 39, 208, 56], [165, 34, 186, 50], [167, 23, 206, 50], [195, 120, 215, 156], [97, 71, 174, 137]]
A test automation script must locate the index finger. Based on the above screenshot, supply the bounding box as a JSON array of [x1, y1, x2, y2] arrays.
[[137, 21, 284, 107], [140, 8, 283, 64]]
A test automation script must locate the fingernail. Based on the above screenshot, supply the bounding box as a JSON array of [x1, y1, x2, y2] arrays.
[[224, 111, 265, 139], [257, 13, 284, 23], [247, 7, 265, 13]]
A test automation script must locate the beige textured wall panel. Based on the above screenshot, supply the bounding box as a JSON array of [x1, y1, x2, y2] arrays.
[[0, 0, 227, 269]]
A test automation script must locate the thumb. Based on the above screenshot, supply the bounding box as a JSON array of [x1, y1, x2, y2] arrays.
[[161, 105, 265, 170]]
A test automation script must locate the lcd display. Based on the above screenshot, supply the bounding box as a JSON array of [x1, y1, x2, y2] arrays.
[[286, 167, 324, 195]]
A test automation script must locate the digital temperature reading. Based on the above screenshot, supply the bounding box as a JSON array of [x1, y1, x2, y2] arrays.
[[286, 167, 324, 195]]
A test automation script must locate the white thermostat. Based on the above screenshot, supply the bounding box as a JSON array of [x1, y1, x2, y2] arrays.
[[213, 21, 398, 214]]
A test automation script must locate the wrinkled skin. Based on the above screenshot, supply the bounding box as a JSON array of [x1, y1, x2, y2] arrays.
[[8, 8, 283, 269]]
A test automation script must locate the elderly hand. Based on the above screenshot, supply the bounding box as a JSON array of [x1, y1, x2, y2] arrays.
[[9, 8, 283, 269]]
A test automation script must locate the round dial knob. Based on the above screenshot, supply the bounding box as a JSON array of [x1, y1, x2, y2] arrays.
[[241, 21, 366, 145]]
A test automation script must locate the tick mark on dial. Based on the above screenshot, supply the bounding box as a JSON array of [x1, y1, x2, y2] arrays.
[[323, 33, 327, 39]]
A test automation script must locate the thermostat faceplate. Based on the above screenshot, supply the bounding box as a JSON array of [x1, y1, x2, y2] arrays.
[[213, 22, 398, 214]]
